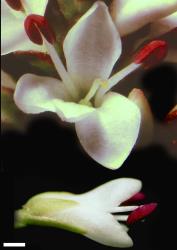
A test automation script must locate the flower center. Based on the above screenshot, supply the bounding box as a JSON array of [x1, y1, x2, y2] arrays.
[[24, 14, 168, 107], [6, 0, 22, 11], [79, 79, 108, 107]]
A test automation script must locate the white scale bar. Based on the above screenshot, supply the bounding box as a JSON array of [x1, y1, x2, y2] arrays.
[[3, 243, 25, 247]]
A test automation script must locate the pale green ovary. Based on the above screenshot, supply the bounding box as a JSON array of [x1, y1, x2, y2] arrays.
[[15, 193, 87, 235]]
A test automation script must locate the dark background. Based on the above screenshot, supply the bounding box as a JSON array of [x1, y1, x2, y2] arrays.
[[1, 63, 177, 250]]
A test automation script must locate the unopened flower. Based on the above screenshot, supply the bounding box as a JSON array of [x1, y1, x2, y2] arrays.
[[14, 1, 167, 169], [151, 105, 177, 159], [15, 178, 157, 248], [1, 0, 49, 55]]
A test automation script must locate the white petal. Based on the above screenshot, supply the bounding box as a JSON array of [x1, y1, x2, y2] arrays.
[[75, 92, 141, 169], [1, 70, 15, 90], [22, 0, 48, 15], [128, 89, 154, 148], [150, 11, 177, 38], [1, 1, 46, 55], [63, 1, 121, 94], [111, 0, 177, 36], [85, 212, 133, 247], [50, 202, 133, 248], [25, 195, 133, 247], [14, 74, 95, 122], [81, 178, 142, 209]]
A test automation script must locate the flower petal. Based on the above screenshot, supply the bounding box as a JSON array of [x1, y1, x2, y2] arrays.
[[81, 178, 142, 209], [39, 197, 134, 248], [1, 1, 47, 55], [14, 74, 95, 122], [16, 193, 133, 247], [149, 11, 177, 38], [75, 92, 141, 169], [84, 212, 133, 247], [22, 0, 48, 15], [63, 1, 121, 94], [128, 88, 154, 148], [111, 0, 177, 36]]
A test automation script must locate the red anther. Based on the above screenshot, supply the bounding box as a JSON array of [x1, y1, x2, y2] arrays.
[[1, 86, 14, 95], [14, 51, 53, 65], [6, 0, 22, 10], [127, 203, 157, 225], [122, 192, 146, 205], [134, 40, 168, 68], [24, 15, 56, 45], [165, 110, 177, 123]]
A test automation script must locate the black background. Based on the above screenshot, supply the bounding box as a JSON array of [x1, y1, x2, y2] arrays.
[[1, 63, 177, 250]]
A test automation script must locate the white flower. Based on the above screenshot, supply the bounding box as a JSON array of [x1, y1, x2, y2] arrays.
[[111, 0, 177, 36], [15, 178, 157, 248], [111, 0, 177, 63], [14, 1, 167, 169], [1, 0, 49, 55]]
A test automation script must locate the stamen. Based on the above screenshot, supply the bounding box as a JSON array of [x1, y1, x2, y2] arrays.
[[14, 51, 53, 65], [79, 79, 103, 106], [114, 215, 128, 221], [127, 203, 157, 225], [108, 63, 140, 90], [165, 106, 177, 123], [109, 206, 138, 213], [2, 86, 14, 95], [24, 15, 78, 100], [44, 39, 79, 100], [134, 40, 168, 68], [6, 0, 22, 11], [95, 63, 140, 106], [24, 15, 56, 45], [122, 192, 146, 205]]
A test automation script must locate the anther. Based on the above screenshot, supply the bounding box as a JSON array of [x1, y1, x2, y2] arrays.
[[165, 106, 177, 123], [14, 51, 53, 65], [134, 40, 168, 68], [6, 0, 22, 11], [24, 15, 56, 45], [122, 192, 146, 205], [127, 203, 157, 225]]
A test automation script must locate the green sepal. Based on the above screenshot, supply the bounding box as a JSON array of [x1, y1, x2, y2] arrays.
[[1, 90, 29, 131], [57, 0, 96, 20]]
